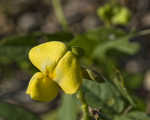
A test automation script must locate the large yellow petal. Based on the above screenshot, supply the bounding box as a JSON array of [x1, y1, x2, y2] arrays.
[[28, 41, 67, 74], [52, 51, 82, 94], [26, 72, 59, 102]]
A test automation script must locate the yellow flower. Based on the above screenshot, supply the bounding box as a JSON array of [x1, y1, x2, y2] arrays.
[[26, 41, 82, 102]]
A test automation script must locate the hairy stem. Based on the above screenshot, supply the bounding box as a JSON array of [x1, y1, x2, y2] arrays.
[[76, 90, 90, 120]]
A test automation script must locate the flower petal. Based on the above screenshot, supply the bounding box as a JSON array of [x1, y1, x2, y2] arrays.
[[52, 51, 82, 94], [28, 41, 67, 74], [26, 72, 59, 102]]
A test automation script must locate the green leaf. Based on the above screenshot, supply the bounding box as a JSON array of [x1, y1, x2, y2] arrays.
[[82, 79, 125, 113], [58, 94, 79, 120], [0, 46, 30, 64], [0, 33, 41, 46], [93, 33, 140, 59], [69, 34, 98, 57], [0, 31, 73, 46], [70, 27, 139, 60], [0, 102, 39, 120], [111, 70, 135, 107], [114, 111, 150, 120], [69, 27, 122, 57], [45, 31, 73, 42]]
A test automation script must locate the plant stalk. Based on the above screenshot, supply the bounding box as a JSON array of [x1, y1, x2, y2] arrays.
[[52, 0, 69, 31], [76, 90, 90, 120]]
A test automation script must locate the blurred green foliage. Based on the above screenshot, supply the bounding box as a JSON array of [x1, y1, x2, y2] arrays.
[[70, 27, 139, 60], [0, 102, 39, 120], [97, 3, 131, 25], [114, 111, 150, 120]]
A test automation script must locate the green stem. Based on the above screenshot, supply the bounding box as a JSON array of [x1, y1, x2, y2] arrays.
[[76, 90, 90, 120], [52, 0, 69, 31]]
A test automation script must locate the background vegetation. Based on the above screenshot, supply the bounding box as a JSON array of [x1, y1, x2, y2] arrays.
[[0, 0, 150, 120]]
